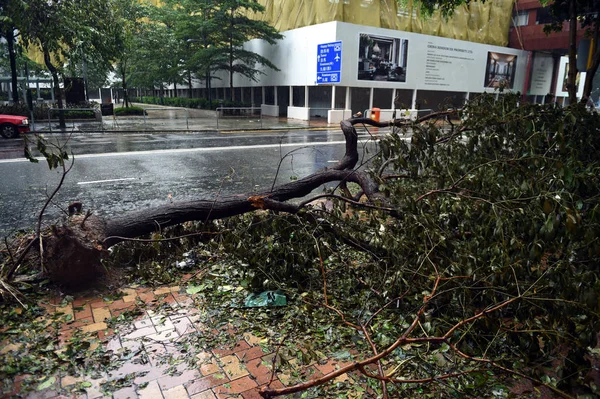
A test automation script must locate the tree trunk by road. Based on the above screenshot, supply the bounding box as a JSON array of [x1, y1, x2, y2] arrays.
[[229, 7, 235, 102], [6, 28, 19, 104], [567, 0, 578, 105], [43, 48, 67, 129], [120, 62, 130, 108], [580, 23, 600, 105]]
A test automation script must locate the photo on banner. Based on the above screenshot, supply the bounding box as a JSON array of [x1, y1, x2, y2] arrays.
[[357, 33, 409, 82], [484, 52, 518, 89]]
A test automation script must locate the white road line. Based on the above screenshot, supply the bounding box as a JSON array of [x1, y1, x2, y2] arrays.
[[77, 177, 138, 185], [0, 139, 374, 164]]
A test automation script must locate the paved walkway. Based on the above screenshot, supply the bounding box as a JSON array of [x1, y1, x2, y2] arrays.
[[30, 104, 335, 134], [1, 276, 359, 399]]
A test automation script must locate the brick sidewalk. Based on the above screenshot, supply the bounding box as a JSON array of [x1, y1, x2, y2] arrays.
[[2, 280, 357, 399]]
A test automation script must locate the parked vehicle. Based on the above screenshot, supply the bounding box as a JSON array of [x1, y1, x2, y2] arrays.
[[0, 114, 30, 138]]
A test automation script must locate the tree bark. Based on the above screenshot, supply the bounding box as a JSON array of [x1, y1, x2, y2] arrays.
[[229, 7, 235, 102], [44, 48, 66, 129], [6, 28, 19, 103], [567, 0, 578, 105], [580, 23, 600, 105], [121, 62, 130, 108]]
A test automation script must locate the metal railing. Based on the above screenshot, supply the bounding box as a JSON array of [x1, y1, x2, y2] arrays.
[[47, 107, 100, 132], [216, 106, 262, 129]]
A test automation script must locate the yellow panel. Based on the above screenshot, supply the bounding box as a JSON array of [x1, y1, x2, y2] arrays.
[[420, 12, 442, 36], [252, 0, 514, 46], [343, 1, 382, 28]]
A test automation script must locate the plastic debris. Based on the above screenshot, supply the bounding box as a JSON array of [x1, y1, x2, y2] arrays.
[[244, 291, 287, 307]]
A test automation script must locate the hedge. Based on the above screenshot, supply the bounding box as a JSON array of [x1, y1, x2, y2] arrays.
[[114, 106, 146, 116], [133, 96, 249, 110]]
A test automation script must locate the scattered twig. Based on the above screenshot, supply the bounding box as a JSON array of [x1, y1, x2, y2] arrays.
[[268, 333, 290, 385], [102, 231, 221, 245]]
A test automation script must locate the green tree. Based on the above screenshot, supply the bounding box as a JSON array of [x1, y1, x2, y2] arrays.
[[112, 0, 149, 108], [0, 0, 27, 103], [126, 20, 185, 101], [209, 0, 282, 101], [161, 0, 226, 104], [15, 0, 120, 128]]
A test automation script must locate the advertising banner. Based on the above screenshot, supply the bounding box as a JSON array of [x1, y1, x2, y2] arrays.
[[337, 22, 528, 93], [555, 56, 586, 99], [528, 54, 553, 96]]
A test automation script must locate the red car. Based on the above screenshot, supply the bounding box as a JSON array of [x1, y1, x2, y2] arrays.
[[0, 114, 30, 138]]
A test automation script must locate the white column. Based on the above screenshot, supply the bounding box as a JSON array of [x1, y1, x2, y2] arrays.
[[274, 86, 278, 106], [345, 87, 351, 111], [251, 87, 255, 107], [464, 92, 470, 104], [331, 86, 336, 109], [262, 87, 266, 104], [289, 86, 293, 107], [304, 86, 309, 108], [411, 89, 418, 109], [391, 88, 396, 109], [369, 87, 374, 110]]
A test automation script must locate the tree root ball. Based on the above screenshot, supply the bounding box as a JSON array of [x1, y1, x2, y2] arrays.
[[42, 215, 108, 287]]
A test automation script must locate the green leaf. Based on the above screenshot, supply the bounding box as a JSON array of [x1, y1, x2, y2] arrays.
[[186, 285, 203, 295], [36, 376, 56, 391]]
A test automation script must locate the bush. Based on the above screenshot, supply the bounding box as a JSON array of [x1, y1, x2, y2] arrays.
[[114, 106, 146, 116], [0, 102, 100, 121]]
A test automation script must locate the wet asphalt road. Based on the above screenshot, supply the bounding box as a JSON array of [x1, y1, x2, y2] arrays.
[[0, 129, 381, 236]]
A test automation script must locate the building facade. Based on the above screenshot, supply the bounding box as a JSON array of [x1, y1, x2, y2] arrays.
[[508, 0, 594, 106], [163, 0, 531, 123]]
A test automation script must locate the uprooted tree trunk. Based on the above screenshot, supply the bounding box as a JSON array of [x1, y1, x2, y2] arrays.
[[37, 113, 450, 286]]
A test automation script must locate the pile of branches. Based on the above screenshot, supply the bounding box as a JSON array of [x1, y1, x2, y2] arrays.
[[2, 93, 600, 397]]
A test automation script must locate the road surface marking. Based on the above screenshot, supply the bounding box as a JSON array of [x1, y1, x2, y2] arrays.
[[77, 178, 138, 185], [0, 139, 380, 164]]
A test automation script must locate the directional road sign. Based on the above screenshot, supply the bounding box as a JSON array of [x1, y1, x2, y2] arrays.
[[316, 41, 342, 84]]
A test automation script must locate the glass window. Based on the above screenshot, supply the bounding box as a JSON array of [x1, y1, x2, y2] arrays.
[[512, 10, 529, 26]]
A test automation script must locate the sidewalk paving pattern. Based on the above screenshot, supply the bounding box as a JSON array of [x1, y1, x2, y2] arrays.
[[1, 278, 359, 399]]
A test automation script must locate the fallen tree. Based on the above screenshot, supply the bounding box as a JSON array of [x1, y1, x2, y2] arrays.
[[2, 94, 600, 398], [12, 111, 448, 287]]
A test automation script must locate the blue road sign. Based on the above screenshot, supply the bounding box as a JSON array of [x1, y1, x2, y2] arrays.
[[317, 41, 342, 84]]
